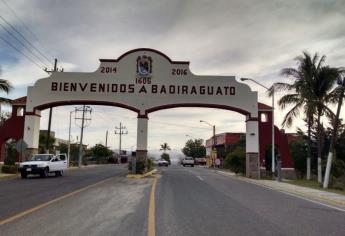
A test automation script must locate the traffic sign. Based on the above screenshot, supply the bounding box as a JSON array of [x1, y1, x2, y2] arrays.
[[16, 139, 28, 153]]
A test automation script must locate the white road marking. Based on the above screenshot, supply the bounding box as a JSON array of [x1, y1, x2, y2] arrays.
[[196, 176, 204, 181]]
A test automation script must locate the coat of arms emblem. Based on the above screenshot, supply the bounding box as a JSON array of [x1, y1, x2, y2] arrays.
[[136, 56, 152, 76]]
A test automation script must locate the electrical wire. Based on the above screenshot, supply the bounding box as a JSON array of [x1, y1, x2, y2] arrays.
[[0, 18, 50, 68], [0, 0, 54, 61], [0, 34, 44, 70]]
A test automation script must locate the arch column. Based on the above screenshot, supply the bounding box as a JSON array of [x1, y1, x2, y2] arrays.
[[136, 116, 148, 172], [23, 112, 41, 161], [246, 118, 260, 179]]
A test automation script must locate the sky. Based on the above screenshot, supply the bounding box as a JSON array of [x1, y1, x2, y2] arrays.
[[0, 0, 345, 158]]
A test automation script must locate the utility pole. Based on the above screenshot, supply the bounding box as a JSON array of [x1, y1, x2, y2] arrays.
[[67, 110, 75, 167], [115, 122, 128, 164], [75, 105, 92, 167], [44, 59, 63, 153], [105, 130, 108, 147]]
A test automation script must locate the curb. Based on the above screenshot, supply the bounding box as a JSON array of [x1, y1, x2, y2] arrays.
[[127, 169, 157, 179], [215, 170, 345, 209], [0, 173, 19, 180]]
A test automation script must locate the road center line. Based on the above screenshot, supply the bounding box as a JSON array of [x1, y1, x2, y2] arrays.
[[0, 176, 116, 226], [148, 176, 157, 236], [196, 175, 204, 181]]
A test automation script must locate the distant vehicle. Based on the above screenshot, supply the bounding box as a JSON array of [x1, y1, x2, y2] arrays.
[[195, 157, 207, 165], [158, 159, 169, 167], [182, 157, 195, 167], [18, 154, 68, 178]]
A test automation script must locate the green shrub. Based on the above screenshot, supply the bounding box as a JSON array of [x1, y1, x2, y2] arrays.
[[128, 160, 146, 174], [331, 176, 345, 190], [289, 140, 307, 178], [224, 146, 245, 174], [4, 142, 17, 166], [1, 165, 18, 174], [147, 158, 154, 171], [329, 159, 345, 190], [331, 159, 345, 179]]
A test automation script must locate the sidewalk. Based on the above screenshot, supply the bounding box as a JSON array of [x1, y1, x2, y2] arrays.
[[216, 169, 345, 210]]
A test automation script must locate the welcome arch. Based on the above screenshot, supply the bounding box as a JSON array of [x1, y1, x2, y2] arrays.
[[23, 48, 260, 178]]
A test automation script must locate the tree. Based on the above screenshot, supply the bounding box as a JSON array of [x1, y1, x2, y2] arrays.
[[289, 140, 308, 178], [324, 75, 345, 188], [38, 134, 56, 153], [224, 146, 245, 174], [57, 143, 68, 154], [161, 153, 171, 164], [181, 139, 206, 159], [160, 142, 171, 153], [68, 144, 83, 166], [1, 139, 17, 174], [0, 67, 12, 108], [335, 122, 345, 163], [90, 144, 113, 164], [270, 52, 341, 181], [0, 111, 10, 126], [4, 139, 16, 166]]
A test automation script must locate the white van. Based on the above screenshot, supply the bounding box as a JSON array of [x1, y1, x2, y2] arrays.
[[182, 157, 195, 167], [18, 154, 68, 178]]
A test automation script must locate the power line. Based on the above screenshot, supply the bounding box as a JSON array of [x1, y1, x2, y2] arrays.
[[0, 15, 52, 64], [0, 0, 54, 61], [0, 34, 44, 70], [0, 17, 50, 67]]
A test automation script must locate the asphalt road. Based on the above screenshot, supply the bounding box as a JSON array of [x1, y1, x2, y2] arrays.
[[0, 165, 129, 220], [0, 164, 153, 235], [1, 165, 345, 236], [156, 166, 345, 236]]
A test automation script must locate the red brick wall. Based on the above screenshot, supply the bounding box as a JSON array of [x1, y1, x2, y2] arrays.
[[0, 105, 25, 162], [259, 110, 293, 168]]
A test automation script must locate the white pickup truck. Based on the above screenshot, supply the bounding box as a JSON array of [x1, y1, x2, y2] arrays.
[[18, 154, 68, 178], [182, 157, 195, 167]]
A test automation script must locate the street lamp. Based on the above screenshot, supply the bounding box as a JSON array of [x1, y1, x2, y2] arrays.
[[240, 78, 276, 173], [200, 120, 216, 168]]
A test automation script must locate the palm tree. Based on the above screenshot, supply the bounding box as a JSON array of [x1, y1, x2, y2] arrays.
[[324, 75, 345, 188], [311, 65, 340, 183], [0, 67, 13, 113], [269, 52, 340, 181], [160, 143, 171, 153]]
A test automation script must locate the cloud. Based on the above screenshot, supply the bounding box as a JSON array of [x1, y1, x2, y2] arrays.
[[1, 0, 345, 150]]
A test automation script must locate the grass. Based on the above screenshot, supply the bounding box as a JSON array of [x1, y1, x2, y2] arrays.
[[286, 179, 345, 196]]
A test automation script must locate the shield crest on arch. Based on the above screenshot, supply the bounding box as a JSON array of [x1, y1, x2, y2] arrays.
[[136, 56, 152, 76]]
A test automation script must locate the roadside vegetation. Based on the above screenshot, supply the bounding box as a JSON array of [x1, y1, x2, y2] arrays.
[[160, 142, 171, 164], [268, 52, 345, 190], [0, 69, 16, 174], [209, 52, 345, 191], [1, 139, 17, 174], [181, 138, 206, 159]]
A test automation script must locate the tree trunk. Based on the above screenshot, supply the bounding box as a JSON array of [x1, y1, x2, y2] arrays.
[[307, 115, 312, 180], [324, 86, 344, 188], [317, 111, 322, 184]]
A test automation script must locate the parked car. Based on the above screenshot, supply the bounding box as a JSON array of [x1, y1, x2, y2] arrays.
[[158, 160, 169, 167], [18, 154, 68, 178], [182, 157, 195, 167]]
